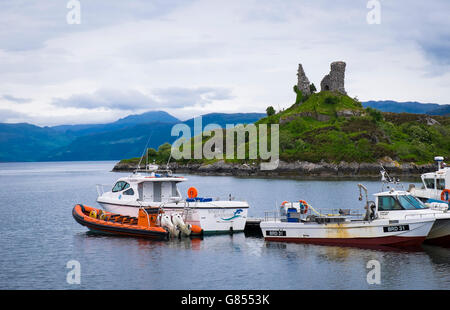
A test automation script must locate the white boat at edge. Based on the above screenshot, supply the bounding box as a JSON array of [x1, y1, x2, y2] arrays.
[[96, 168, 249, 234], [409, 156, 450, 205]]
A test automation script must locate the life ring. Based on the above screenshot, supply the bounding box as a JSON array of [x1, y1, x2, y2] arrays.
[[281, 201, 289, 206], [299, 200, 309, 214], [441, 189, 450, 202], [187, 187, 198, 199]]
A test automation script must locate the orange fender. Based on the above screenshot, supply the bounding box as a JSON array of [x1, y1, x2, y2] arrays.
[[190, 225, 203, 235]]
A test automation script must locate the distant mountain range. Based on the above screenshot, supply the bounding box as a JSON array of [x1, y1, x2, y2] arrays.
[[0, 111, 265, 162], [362, 100, 450, 116], [1, 100, 449, 162]]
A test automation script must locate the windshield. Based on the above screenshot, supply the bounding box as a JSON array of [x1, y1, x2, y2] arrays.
[[397, 195, 426, 210], [404, 195, 427, 209], [112, 181, 130, 192]]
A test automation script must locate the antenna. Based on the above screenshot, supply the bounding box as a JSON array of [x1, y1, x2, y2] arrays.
[[136, 133, 153, 173], [380, 164, 403, 191], [166, 152, 172, 170]]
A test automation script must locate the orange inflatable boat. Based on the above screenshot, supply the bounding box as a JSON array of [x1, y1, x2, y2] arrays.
[[73, 204, 203, 240], [73, 204, 168, 240]]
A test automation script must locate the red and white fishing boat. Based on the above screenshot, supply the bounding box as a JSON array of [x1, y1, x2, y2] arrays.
[[260, 184, 438, 247]]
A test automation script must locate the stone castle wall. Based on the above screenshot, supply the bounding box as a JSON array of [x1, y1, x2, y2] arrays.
[[320, 61, 347, 94]]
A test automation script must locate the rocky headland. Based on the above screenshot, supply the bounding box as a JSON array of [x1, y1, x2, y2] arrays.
[[112, 158, 436, 178]]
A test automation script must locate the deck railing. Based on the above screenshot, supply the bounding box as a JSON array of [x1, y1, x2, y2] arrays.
[[96, 184, 110, 196], [262, 208, 364, 222]]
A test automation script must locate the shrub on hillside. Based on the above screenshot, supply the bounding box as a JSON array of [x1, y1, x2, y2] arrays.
[[324, 96, 339, 105]]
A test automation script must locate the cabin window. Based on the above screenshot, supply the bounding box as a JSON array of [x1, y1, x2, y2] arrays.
[[424, 178, 435, 189], [404, 195, 426, 209], [172, 182, 178, 197], [153, 182, 161, 202], [112, 181, 130, 192], [437, 179, 445, 190], [378, 196, 403, 211], [123, 188, 134, 196], [397, 195, 425, 210]]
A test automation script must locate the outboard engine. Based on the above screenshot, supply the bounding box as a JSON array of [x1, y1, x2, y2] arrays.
[[160, 214, 180, 238], [171, 213, 192, 237]]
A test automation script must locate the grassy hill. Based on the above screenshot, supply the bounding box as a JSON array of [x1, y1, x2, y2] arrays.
[[259, 91, 449, 164], [126, 91, 450, 167]]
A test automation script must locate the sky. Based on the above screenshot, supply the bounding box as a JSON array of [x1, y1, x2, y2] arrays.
[[0, 0, 449, 126]]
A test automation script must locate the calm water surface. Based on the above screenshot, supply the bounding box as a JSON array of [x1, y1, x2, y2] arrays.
[[0, 161, 449, 289]]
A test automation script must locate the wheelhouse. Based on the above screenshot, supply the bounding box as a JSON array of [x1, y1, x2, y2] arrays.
[[375, 192, 427, 211], [107, 174, 187, 204]]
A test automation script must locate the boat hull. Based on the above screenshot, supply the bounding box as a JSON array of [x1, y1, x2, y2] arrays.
[[98, 201, 248, 234], [72, 204, 169, 240], [264, 236, 426, 247], [260, 218, 435, 247], [425, 218, 450, 247]]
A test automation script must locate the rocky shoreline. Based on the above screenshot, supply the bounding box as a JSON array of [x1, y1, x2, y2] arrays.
[[112, 159, 436, 178]]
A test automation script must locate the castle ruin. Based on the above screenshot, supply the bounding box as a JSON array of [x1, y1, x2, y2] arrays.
[[295, 61, 347, 105], [296, 64, 311, 97], [320, 61, 347, 95]]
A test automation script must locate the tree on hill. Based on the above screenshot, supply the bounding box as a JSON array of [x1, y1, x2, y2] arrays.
[[266, 106, 275, 116]]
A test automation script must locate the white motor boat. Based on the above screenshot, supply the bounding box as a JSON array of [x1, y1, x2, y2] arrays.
[[260, 184, 447, 247], [408, 156, 450, 206], [96, 167, 249, 235]]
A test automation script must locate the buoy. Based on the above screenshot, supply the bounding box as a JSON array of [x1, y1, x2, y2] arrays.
[[187, 187, 198, 198]]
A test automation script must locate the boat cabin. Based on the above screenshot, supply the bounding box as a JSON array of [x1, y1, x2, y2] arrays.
[[409, 156, 450, 202], [105, 173, 187, 204], [419, 168, 449, 193], [371, 190, 431, 221]]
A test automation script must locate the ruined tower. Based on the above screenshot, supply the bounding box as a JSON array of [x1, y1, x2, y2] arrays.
[[296, 64, 311, 97], [320, 61, 347, 95]]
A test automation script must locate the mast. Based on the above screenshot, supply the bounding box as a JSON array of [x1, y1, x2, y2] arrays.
[[136, 134, 152, 173]]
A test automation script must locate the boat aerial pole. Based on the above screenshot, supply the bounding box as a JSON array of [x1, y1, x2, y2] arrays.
[[136, 133, 153, 173]]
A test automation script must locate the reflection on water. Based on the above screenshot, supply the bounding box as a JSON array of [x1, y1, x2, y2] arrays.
[[0, 161, 449, 290]]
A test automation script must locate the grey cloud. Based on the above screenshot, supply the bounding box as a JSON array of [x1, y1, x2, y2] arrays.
[[0, 109, 27, 122], [153, 87, 234, 108], [418, 36, 450, 66], [2, 94, 32, 104], [0, 0, 192, 51], [380, 1, 450, 69], [52, 87, 234, 111], [52, 89, 157, 110]]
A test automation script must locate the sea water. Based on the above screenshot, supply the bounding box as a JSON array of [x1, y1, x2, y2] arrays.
[[0, 161, 449, 289]]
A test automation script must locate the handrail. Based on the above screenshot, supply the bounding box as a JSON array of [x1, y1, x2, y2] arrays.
[[95, 184, 110, 196], [140, 207, 151, 227]]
